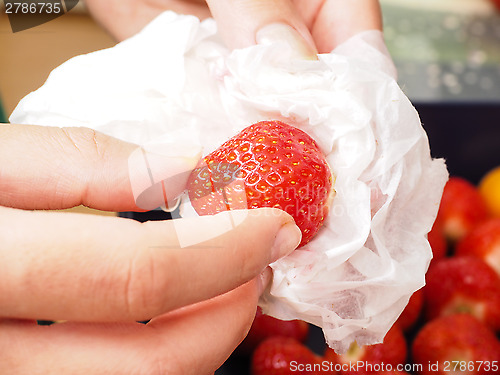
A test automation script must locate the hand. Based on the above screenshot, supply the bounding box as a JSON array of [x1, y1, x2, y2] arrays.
[[0, 124, 301, 374], [84, 0, 211, 42], [84, 0, 382, 55]]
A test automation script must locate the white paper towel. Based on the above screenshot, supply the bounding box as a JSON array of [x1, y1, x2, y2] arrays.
[[10, 11, 448, 353]]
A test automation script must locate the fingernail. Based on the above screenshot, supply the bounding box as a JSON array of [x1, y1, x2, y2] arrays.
[[271, 222, 302, 261], [257, 267, 273, 295], [256, 23, 318, 60], [128, 142, 202, 211]]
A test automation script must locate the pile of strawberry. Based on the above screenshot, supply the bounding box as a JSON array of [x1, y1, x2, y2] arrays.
[[227, 173, 500, 375]]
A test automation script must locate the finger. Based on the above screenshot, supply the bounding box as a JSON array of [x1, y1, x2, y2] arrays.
[[146, 276, 269, 374], [0, 206, 300, 321], [85, 0, 211, 41], [206, 0, 318, 58], [310, 0, 383, 53], [0, 279, 264, 375], [0, 124, 201, 211]]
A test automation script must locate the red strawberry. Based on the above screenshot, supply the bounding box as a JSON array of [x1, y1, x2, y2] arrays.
[[412, 314, 500, 375], [187, 120, 333, 247], [238, 307, 310, 354], [427, 220, 447, 265], [424, 256, 500, 331], [436, 177, 489, 244], [323, 325, 407, 375], [397, 289, 424, 332], [251, 336, 321, 375], [456, 218, 500, 276]]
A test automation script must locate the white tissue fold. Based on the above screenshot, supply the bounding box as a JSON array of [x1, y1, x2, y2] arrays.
[[10, 11, 448, 353]]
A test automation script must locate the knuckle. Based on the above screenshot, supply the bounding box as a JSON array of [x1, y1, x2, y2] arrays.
[[61, 127, 103, 159], [142, 354, 181, 375], [123, 246, 170, 320], [233, 235, 267, 281], [139, 330, 186, 375]]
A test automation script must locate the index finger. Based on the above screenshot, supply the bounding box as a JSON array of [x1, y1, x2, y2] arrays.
[[309, 0, 383, 53], [0, 124, 201, 212]]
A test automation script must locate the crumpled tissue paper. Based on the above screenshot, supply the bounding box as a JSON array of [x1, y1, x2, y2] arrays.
[[10, 11, 448, 353]]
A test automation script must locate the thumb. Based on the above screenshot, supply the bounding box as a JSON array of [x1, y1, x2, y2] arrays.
[[206, 0, 318, 59]]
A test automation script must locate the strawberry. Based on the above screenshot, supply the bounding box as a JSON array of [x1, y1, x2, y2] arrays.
[[456, 218, 500, 276], [423, 256, 500, 331], [412, 314, 500, 375], [238, 307, 310, 354], [427, 220, 447, 265], [323, 324, 407, 375], [436, 177, 489, 244], [251, 336, 321, 375], [187, 120, 333, 247], [396, 289, 424, 332]]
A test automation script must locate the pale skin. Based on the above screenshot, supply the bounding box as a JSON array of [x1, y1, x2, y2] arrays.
[[1, 1, 383, 374]]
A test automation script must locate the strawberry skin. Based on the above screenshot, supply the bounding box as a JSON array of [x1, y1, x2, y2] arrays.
[[436, 177, 489, 244], [397, 289, 424, 332], [412, 314, 500, 375], [323, 324, 407, 375], [187, 120, 333, 247], [424, 256, 500, 331], [251, 337, 321, 375], [427, 220, 447, 266], [456, 218, 500, 276]]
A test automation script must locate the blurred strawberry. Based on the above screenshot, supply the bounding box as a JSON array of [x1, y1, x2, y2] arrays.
[[323, 325, 407, 375], [412, 314, 500, 375], [238, 307, 310, 354], [251, 336, 321, 375], [427, 220, 447, 265], [456, 218, 500, 276], [424, 256, 500, 331], [396, 289, 424, 332], [436, 177, 489, 244]]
